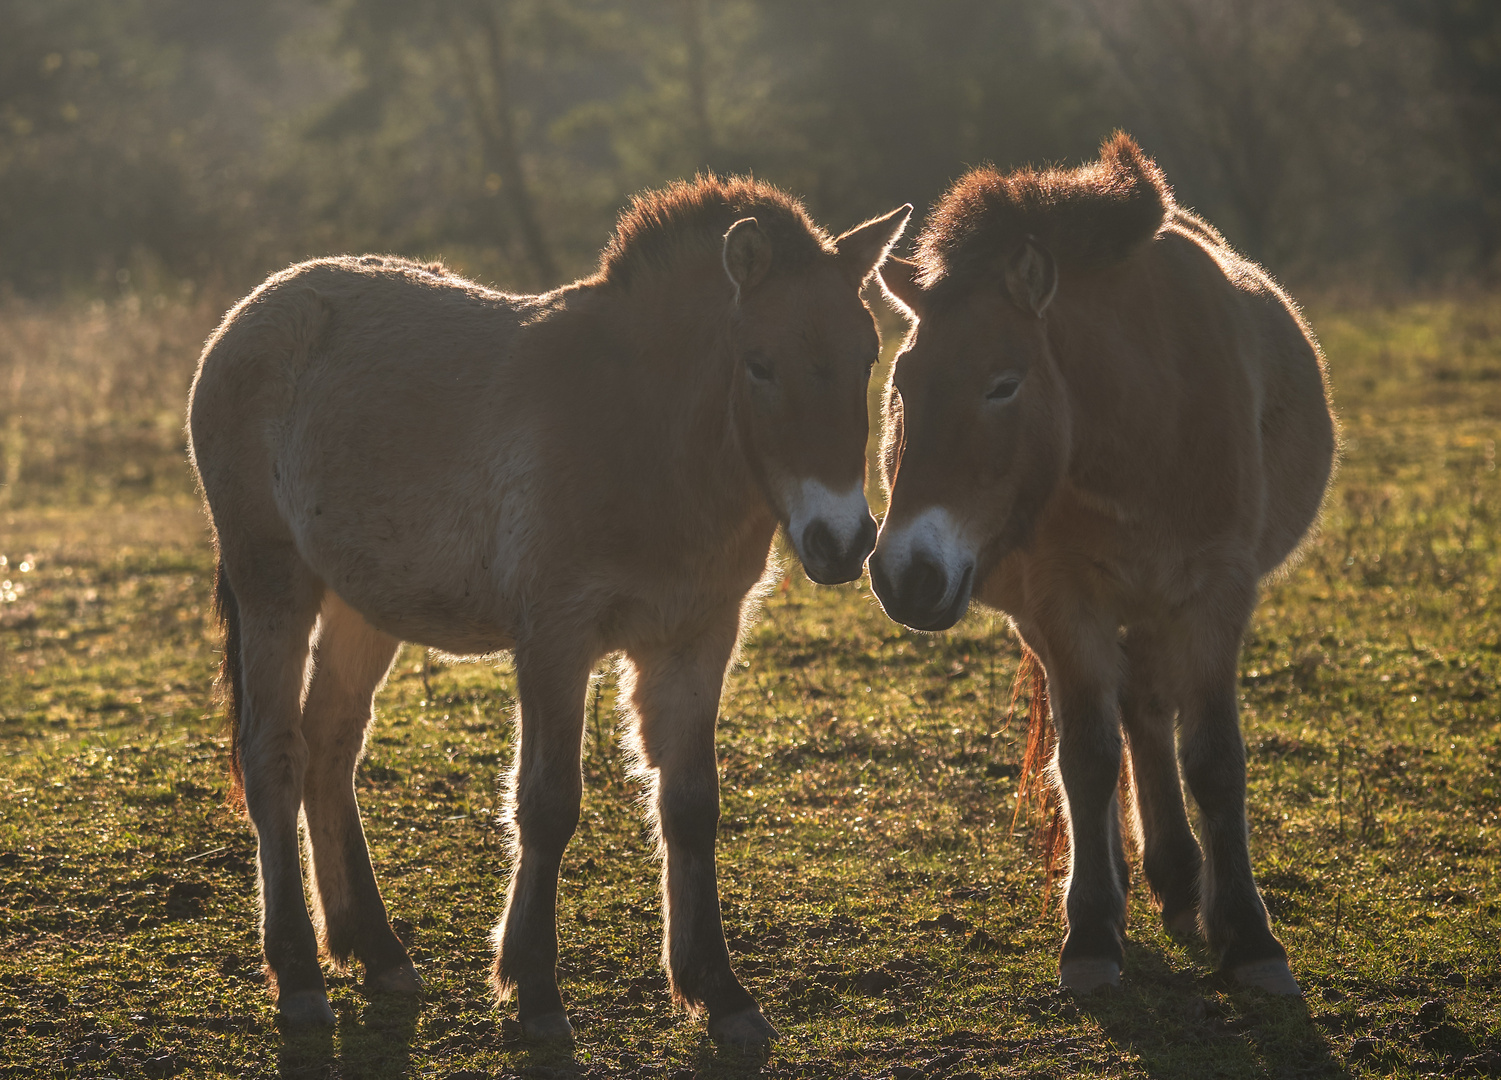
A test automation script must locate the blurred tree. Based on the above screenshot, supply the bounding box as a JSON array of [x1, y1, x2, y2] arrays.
[[1070, 0, 1453, 275], [445, 0, 560, 281], [0, 0, 1496, 294], [724, 0, 1110, 229], [1384, 0, 1501, 276], [305, 0, 649, 287], [679, 0, 714, 161]]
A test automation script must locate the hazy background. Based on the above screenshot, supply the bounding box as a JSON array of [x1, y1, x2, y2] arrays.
[[3, 0, 1499, 300]]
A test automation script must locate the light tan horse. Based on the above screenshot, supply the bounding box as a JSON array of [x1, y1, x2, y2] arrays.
[[188, 176, 910, 1044], [870, 134, 1334, 996]]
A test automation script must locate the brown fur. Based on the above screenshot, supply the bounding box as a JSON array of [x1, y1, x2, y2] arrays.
[[189, 175, 910, 1038], [872, 133, 1335, 996]]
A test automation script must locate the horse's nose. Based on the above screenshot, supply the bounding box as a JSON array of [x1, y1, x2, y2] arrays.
[[899, 551, 947, 611], [800, 511, 878, 585], [869, 542, 973, 631]]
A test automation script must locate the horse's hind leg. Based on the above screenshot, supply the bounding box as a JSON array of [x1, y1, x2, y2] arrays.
[[1173, 582, 1299, 995], [492, 639, 593, 1041], [1120, 627, 1203, 937], [227, 548, 330, 1025], [300, 592, 416, 993], [626, 611, 776, 1048]]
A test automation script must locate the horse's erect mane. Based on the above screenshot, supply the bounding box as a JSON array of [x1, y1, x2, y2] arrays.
[[599, 174, 834, 286], [915, 132, 1173, 290]]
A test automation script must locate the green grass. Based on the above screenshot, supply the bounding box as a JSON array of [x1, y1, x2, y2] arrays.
[[1, 292, 1499, 1078]]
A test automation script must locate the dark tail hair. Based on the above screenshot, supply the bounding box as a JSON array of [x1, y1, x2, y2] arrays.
[[213, 557, 247, 812], [1009, 646, 1136, 909], [1010, 647, 1067, 902]]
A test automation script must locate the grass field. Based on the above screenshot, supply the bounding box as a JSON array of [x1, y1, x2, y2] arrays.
[[0, 290, 1498, 1079]]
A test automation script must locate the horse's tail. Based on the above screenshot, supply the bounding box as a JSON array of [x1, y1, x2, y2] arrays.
[[213, 556, 247, 813], [1010, 647, 1067, 899], [1010, 646, 1137, 907]]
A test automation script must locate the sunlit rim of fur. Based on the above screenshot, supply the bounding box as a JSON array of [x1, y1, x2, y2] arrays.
[[599, 173, 834, 286]]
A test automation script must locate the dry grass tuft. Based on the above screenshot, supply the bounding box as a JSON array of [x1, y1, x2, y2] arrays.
[[0, 290, 226, 507]]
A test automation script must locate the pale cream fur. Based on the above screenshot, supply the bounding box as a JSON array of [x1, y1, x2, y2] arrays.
[[190, 185, 910, 1041]]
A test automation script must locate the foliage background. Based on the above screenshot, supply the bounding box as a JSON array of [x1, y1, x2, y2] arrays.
[[2, 0, 1500, 299]]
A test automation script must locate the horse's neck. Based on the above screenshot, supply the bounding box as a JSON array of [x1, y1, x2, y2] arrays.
[[612, 268, 771, 551]]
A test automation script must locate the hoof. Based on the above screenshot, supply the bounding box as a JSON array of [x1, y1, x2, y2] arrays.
[[708, 1005, 779, 1048], [1233, 958, 1302, 997], [278, 989, 336, 1028], [366, 962, 424, 995], [520, 1011, 574, 1043], [1164, 907, 1200, 940], [1059, 958, 1121, 995]]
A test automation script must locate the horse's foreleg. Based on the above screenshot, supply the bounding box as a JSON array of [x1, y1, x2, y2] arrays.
[[233, 559, 328, 1025], [300, 593, 414, 993], [1030, 616, 1129, 995], [492, 642, 592, 1041], [627, 616, 775, 1048], [1174, 591, 1298, 995], [1121, 629, 1203, 937]]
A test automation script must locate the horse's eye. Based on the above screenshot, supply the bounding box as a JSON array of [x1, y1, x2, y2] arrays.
[[745, 355, 774, 382], [987, 376, 1022, 402]]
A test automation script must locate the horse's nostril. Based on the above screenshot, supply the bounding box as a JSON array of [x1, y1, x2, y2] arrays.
[[802, 519, 836, 567], [903, 553, 946, 608]]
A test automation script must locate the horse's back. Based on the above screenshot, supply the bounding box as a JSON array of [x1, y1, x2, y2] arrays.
[[1151, 219, 1335, 574], [191, 257, 524, 475], [190, 257, 540, 648]]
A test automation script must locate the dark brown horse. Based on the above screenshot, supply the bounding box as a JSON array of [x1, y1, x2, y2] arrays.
[[189, 175, 909, 1044], [870, 134, 1334, 995]]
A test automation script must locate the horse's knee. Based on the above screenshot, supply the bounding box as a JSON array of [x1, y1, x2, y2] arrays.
[[1056, 727, 1123, 811], [241, 731, 309, 816], [1180, 732, 1246, 819], [512, 779, 582, 853], [302, 711, 369, 786]]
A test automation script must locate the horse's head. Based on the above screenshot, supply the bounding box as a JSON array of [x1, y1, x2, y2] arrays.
[[868, 243, 1071, 630], [723, 204, 911, 585]]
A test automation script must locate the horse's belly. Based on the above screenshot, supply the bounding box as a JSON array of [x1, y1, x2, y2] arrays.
[[287, 485, 532, 653], [350, 594, 516, 655]]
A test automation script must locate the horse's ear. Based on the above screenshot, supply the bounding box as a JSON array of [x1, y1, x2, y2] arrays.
[[723, 217, 773, 300], [1004, 238, 1057, 318], [879, 257, 925, 320], [835, 204, 913, 285]]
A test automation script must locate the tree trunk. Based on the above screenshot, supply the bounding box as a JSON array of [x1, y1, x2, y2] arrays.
[[450, 0, 559, 286], [680, 0, 714, 165]]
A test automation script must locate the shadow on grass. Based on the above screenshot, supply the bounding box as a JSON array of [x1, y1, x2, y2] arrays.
[[277, 1022, 334, 1080], [496, 1029, 771, 1079], [275, 990, 420, 1080], [1078, 942, 1351, 1079], [687, 1035, 774, 1079], [503, 1034, 582, 1075]]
